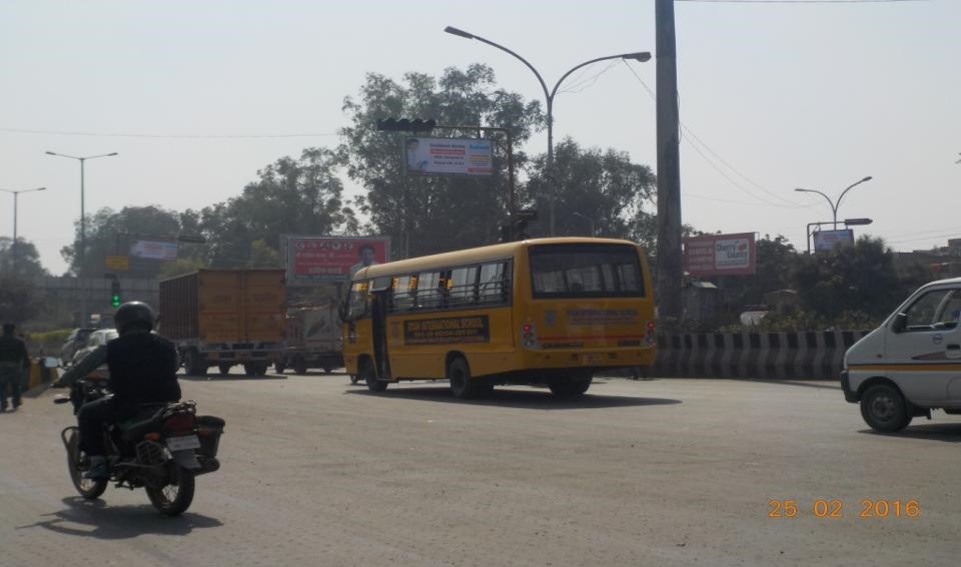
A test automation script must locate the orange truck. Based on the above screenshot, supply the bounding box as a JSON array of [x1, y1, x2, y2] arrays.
[[159, 269, 286, 377]]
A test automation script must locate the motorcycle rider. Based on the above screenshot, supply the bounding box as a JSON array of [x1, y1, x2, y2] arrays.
[[55, 302, 181, 480]]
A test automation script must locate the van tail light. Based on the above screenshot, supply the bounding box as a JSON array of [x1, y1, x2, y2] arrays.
[[645, 320, 656, 345], [521, 322, 538, 348]]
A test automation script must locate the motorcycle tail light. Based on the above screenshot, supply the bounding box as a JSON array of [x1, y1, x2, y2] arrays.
[[163, 413, 195, 432]]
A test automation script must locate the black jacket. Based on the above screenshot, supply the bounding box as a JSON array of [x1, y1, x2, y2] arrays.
[[0, 334, 29, 367], [61, 331, 181, 404]]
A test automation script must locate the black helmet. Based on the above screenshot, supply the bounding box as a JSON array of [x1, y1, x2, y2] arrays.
[[115, 301, 155, 334]]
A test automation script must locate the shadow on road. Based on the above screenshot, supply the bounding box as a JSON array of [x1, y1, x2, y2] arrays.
[[859, 423, 961, 443], [16, 497, 222, 539], [180, 373, 287, 382], [346, 384, 681, 410]]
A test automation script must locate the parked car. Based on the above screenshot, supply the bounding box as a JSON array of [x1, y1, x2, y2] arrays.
[[60, 328, 96, 366], [71, 329, 119, 379]]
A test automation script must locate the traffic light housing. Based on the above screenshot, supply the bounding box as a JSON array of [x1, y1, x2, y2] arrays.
[[376, 118, 437, 132], [107, 275, 121, 308]]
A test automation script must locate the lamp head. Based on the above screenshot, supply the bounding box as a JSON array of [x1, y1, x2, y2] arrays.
[[444, 26, 475, 40]]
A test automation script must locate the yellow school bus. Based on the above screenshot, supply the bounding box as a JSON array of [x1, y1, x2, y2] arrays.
[[342, 237, 656, 398]]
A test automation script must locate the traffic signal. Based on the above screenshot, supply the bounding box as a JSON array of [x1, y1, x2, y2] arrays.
[[110, 278, 121, 308], [376, 118, 437, 132]]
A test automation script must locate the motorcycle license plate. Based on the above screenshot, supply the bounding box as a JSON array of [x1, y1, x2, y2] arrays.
[[166, 435, 201, 451]]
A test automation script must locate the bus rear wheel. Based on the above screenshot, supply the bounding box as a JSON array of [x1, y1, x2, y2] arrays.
[[448, 357, 478, 400], [549, 373, 592, 398]]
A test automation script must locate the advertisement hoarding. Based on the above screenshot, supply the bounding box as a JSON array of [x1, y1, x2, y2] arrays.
[[683, 232, 757, 277], [405, 137, 493, 176], [129, 240, 178, 261], [813, 229, 854, 252], [285, 236, 391, 285]]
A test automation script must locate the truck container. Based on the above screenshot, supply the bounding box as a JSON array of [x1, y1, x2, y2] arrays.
[[159, 269, 286, 376], [274, 303, 344, 374]]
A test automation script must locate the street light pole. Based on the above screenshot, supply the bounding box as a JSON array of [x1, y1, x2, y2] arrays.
[[444, 26, 650, 235], [795, 176, 872, 231], [45, 151, 118, 324], [0, 187, 46, 276]]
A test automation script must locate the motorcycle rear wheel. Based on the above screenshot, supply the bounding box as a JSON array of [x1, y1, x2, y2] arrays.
[[65, 429, 108, 500], [146, 464, 195, 516]]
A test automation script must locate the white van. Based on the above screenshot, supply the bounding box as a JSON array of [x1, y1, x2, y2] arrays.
[[842, 277, 961, 432]]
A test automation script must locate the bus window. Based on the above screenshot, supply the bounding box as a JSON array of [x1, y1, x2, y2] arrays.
[[417, 271, 444, 310], [530, 244, 644, 298], [391, 276, 416, 312], [449, 266, 479, 305], [479, 261, 509, 304], [348, 281, 369, 320]]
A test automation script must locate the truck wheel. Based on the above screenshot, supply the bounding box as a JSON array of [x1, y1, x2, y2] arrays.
[[361, 360, 387, 392], [274, 361, 287, 374], [254, 362, 269, 377], [860, 384, 912, 433], [218, 364, 232, 376], [184, 350, 208, 377], [448, 357, 476, 400], [242, 363, 256, 377], [349, 374, 359, 385], [323, 366, 333, 375], [293, 357, 308, 375]]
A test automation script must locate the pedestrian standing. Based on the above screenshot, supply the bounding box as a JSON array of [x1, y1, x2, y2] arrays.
[[0, 323, 29, 412]]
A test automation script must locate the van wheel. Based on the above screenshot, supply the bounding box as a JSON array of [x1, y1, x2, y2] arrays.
[[448, 358, 476, 400], [860, 384, 912, 433], [361, 360, 387, 392]]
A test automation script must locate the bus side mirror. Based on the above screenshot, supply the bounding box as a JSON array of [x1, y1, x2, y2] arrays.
[[892, 312, 907, 333], [337, 301, 349, 323]]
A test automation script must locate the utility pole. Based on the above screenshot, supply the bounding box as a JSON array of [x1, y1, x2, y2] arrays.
[[655, 0, 683, 319]]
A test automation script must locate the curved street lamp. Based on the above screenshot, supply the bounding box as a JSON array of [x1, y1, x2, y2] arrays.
[[0, 186, 47, 276], [444, 26, 650, 235], [795, 176, 873, 230]]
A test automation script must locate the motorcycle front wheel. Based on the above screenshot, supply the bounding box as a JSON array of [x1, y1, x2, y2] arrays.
[[64, 428, 108, 500], [146, 464, 195, 516]]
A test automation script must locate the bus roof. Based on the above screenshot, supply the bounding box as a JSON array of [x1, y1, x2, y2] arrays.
[[353, 237, 642, 281]]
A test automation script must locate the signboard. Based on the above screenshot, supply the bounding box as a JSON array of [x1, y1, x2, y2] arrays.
[[404, 315, 490, 345], [405, 137, 493, 176], [285, 235, 391, 285], [129, 240, 178, 261], [813, 229, 854, 252], [683, 232, 757, 277], [104, 255, 129, 271]]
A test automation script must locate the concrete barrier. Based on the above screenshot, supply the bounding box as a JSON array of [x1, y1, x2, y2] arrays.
[[651, 330, 872, 380]]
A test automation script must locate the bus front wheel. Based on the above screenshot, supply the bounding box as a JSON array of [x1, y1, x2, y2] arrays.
[[362, 360, 387, 392], [549, 373, 592, 398]]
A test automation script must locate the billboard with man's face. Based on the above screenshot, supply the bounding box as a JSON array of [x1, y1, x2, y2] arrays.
[[285, 236, 391, 285]]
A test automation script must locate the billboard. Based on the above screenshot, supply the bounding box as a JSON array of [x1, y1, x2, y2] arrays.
[[405, 137, 493, 176], [285, 235, 391, 285], [813, 229, 854, 252], [130, 240, 178, 261], [683, 232, 757, 277]]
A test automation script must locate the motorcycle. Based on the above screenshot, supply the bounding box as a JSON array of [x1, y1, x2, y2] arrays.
[[55, 377, 224, 516]]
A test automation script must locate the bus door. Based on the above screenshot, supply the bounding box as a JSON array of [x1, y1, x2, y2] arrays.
[[369, 278, 393, 379]]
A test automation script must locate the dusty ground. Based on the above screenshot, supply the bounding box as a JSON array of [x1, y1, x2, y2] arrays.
[[2, 372, 958, 567]]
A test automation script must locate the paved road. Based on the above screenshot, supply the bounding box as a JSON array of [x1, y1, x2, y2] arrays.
[[2, 372, 959, 567]]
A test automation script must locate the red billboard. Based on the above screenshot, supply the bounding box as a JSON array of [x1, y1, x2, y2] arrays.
[[683, 232, 757, 277], [285, 236, 391, 285]]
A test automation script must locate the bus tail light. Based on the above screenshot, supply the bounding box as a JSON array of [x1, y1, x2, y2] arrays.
[[522, 322, 538, 348], [645, 320, 656, 345]]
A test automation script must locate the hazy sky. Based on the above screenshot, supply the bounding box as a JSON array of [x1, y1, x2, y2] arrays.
[[2, 0, 958, 275]]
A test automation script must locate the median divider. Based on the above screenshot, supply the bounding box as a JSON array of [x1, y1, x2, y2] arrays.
[[651, 330, 872, 380]]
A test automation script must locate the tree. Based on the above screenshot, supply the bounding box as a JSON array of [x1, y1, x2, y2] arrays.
[[732, 235, 800, 307], [794, 236, 902, 319], [199, 148, 355, 268], [0, 237, 49, 280], [61, 205, 183, 278], [523, 138, 656, 245], [0, 276, 45, 324], [340, 64, 544, 257], [158, 258, 206, 280]]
